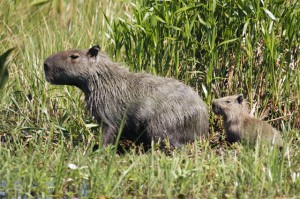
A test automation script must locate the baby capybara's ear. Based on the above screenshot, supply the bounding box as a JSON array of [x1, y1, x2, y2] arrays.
[[237, 94, 244, 104], [87, 45, 101, 57]]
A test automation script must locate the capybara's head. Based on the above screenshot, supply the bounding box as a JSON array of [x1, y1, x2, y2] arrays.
[[44, 45, 101, 87], [212, 94, 244, 118]]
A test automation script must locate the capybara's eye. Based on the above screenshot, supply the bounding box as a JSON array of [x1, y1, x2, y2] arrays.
[[70, 54, 80, 59]]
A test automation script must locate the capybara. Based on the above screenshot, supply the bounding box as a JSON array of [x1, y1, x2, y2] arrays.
[[212, 94, 283, 148], [44, 45, 209, 147]]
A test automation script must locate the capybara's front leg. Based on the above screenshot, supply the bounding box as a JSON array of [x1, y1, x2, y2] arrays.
[[101, 124, 117, 146]]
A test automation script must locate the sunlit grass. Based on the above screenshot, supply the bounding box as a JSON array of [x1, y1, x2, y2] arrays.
[[106, 1, 299, 129]]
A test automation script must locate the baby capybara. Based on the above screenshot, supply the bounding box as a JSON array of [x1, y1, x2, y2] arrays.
[[212, 94, 283, 148], [44, 45, 209, 147]]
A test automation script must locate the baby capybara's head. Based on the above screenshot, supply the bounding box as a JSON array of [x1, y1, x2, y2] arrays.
[[44, 45, 101, 86], [212, 94, 244, 118]]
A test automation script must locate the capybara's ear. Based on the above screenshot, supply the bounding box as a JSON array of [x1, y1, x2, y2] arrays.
[[87, 45, 101, 57], [237, 94, 244, 104]]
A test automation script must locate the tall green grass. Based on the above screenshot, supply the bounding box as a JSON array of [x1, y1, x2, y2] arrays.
[[0, 0, 299, 198], [106, 0, 300, 130]]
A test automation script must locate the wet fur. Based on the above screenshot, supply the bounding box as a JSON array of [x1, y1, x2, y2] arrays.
[[212, 95, 283, 147], [44, 46, 209, 147]]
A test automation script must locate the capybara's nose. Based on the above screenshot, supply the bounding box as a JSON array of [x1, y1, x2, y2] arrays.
[[44, 63, 49, 72], [212, 101, 216, 110], [212, 101, 218, 113]]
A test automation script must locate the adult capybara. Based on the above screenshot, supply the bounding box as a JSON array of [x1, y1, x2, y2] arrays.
[[44, 45, 209, 147], [212, 94, 283, 148]]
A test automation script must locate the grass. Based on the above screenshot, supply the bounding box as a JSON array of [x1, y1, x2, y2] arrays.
[[1, 133, 297, 198], [0, 0, 299, 198]]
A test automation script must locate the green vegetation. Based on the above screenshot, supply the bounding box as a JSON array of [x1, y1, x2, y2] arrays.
[[0, 0, 299, 198]]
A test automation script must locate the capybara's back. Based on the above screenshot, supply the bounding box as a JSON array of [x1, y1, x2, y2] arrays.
[[44, 45, 209, 147], [212, 94, 283, 148]]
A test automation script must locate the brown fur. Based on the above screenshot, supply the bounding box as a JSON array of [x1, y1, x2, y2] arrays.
[[44, 45, 209, 147], [212, 94, 283, 148]]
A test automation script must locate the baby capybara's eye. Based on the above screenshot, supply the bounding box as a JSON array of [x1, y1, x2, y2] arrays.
[[70, 54, 80, 59]]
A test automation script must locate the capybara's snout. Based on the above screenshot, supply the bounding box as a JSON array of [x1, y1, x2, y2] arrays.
[[212, 100, 219, 114], [44, 63, 49, 73]]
